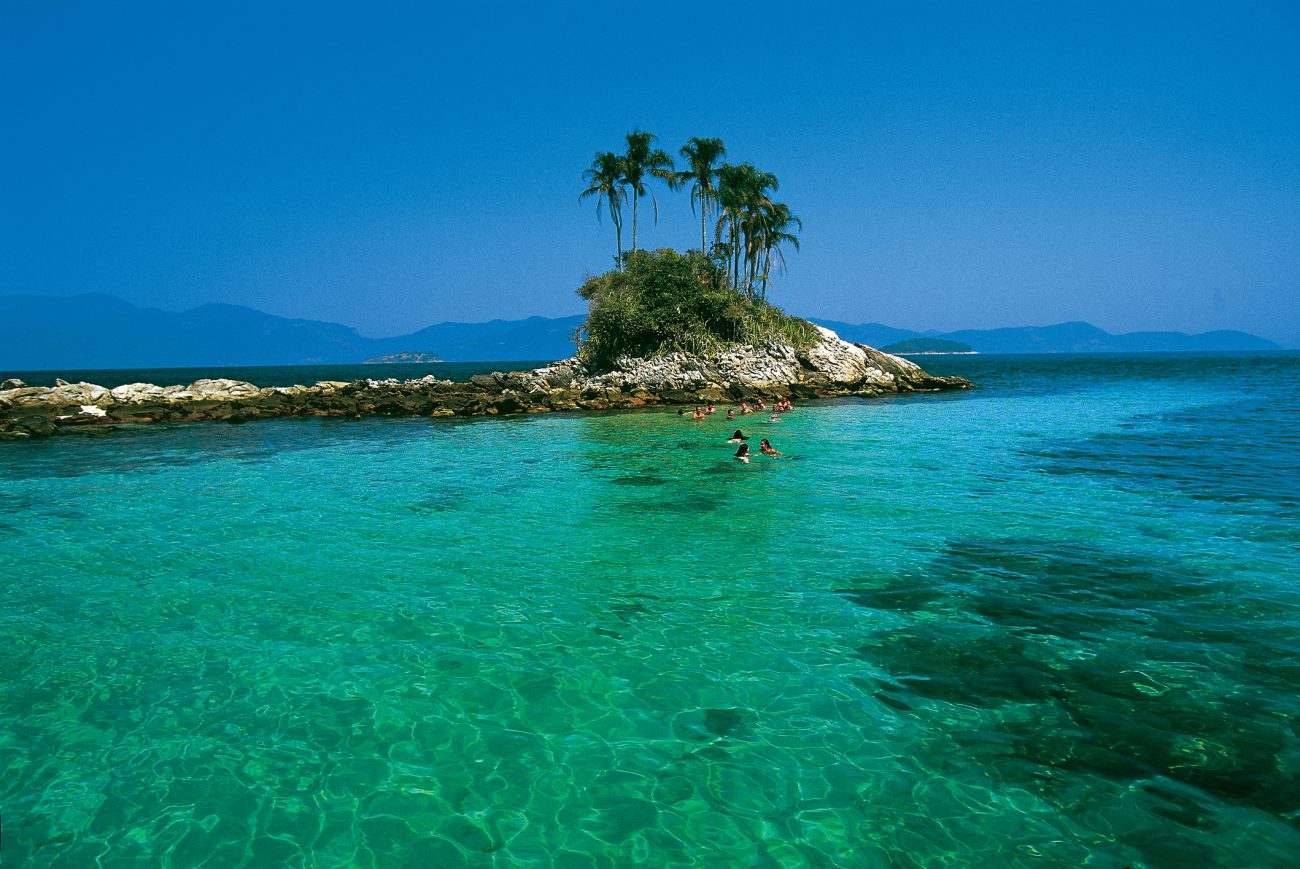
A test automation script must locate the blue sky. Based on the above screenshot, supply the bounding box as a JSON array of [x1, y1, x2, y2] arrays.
[[3, 1, 1298, 344]]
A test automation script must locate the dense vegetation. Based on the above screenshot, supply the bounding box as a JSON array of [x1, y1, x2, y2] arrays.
[[574, 248, 817, 368], [577, 131, 812, 368], [580, 131, 800, 303]]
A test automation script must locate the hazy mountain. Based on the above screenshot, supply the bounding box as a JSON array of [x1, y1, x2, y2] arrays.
[[809, 319, 1278, 354], [371, 315, 585, 363], [0, 295, 583, 369], [0, 294, 1282, 372], [932, 321, 1279, 354]]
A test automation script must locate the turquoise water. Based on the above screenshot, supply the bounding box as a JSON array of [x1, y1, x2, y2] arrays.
[[2, 353, 1297, 867]]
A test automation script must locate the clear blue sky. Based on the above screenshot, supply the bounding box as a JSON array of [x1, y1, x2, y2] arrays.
[[3, 1, 1298, 344]]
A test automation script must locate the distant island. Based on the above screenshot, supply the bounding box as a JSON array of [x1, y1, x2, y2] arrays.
[[882, 338, 975, 355], [363, 352, 443, 364], [0, 295, 1280, 371]]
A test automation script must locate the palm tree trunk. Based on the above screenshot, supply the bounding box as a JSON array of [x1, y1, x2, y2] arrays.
[[616, 221, 623, 271], [700, 195, 707, 254], [631, 196, 638, 254], [761, 249, 771, 301], [731, 221, 740, 290]]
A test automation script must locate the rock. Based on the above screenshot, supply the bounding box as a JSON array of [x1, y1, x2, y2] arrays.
[[9, 414, 57, 437], [0, 325, 970, 441], [1, 379, 25, 389], [50, 381, 110, 405], [110, 383, 169, 402], [186, 379, 260, 399]]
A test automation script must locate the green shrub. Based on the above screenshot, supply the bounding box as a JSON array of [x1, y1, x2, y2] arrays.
[[574, 249, 818, 369]]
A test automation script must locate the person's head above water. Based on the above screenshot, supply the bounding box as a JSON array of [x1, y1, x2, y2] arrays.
[[735, 443, 750, 457], [731, 430, 747, 440]]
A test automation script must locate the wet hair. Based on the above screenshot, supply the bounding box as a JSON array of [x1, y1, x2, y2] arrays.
[[735, 444, 750, 457], [760, 439, 772, 449], [731, 430, 748, 440]]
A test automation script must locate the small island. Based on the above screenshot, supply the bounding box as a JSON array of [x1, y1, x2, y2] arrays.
[[0, 130, 972, 441], [362, 352, 444, 364]]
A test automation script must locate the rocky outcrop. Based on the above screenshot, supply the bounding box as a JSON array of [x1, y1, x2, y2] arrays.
[[0, 327, 970, 439]]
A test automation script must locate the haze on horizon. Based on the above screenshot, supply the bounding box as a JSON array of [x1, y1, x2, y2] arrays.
[[3, 1, 1298, 346]]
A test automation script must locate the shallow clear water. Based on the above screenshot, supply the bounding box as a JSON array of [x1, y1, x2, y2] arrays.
[[2, 353, 1297, 867]]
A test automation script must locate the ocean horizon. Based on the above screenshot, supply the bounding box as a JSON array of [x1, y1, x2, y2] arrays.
[[2, 351, 1298, 866]]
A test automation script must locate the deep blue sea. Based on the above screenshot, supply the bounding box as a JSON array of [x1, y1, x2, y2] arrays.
[[1, 352, 1297, 867]]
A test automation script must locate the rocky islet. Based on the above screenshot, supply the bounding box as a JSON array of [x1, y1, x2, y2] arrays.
[[0, 326, 970, 440]]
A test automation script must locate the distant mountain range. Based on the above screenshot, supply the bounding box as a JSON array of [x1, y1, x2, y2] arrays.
[[0, 293, 1281, 371], [813, 319, 1280, 355]]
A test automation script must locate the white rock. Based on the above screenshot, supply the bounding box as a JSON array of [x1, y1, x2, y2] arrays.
[[110, 382, 168, 402], [186, 379, 260, 399]]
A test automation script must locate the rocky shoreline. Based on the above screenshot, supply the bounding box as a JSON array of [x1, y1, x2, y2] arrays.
[[0, 326, 970, 440]]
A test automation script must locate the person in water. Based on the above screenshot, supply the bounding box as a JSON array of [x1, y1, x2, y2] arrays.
[[759, 438, 782, 456], [725, 408, 735, 421], [692, 405, 706, 420], [727, 430, 748, 443], [734, 443, 751, 462], [706, 402, 716, 414], [739, 401, 752, 415]]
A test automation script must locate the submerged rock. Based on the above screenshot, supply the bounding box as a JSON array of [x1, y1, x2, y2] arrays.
[[0, 326, 971, 439]]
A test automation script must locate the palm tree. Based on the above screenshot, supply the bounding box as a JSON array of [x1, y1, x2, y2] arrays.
[[579, 151, 627, 270], [675, 137, 726, 254], [714, 163, 778, 295], [754, 202, 801, 301], [621, 130, 675, 254]]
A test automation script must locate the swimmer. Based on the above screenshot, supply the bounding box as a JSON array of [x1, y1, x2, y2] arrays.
[[692, 405, 706, 420], [706, 402, 716, 414], [727, 430, 749, 444], [739, 401, 752, 415], [734, 443, 751, 463], [759, 438, 782, 456], [725, 409, 735, 421]]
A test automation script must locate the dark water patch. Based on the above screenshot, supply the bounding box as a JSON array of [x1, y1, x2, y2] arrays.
[[835, 582, 945, 612], [937, 538, 1214, 603], [671, 707, 755, 742], [856, 624, 1062, 707], [622, 495, 729, 515], [610, 602, 650, 624], [1033, 393, 1300, 512], [856, 536, 1300, 826], [704, 708, 750, 737], [612, 475, 666, 487]]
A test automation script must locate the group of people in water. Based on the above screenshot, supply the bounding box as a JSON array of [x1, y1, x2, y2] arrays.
[[677, 397, 794, 463]]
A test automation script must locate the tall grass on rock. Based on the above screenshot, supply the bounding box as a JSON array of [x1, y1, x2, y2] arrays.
[[574, 249, 818, 370]]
